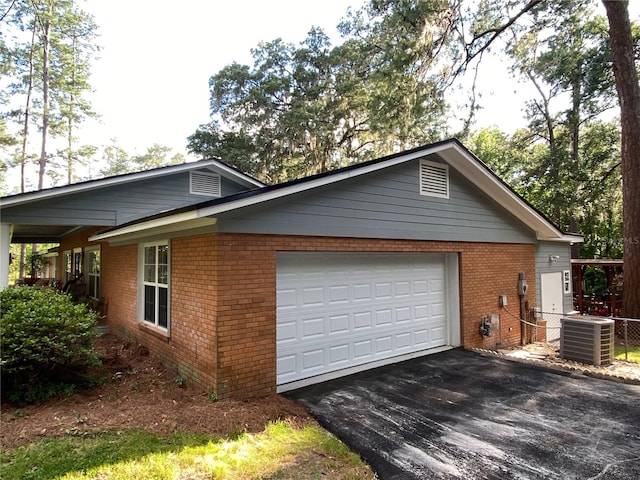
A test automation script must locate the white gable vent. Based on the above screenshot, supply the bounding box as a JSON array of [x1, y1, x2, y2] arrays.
[[190, 171, 221, 197], [419, 159, 449, 198]]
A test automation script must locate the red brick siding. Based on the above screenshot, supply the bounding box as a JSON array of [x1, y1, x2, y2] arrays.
[[103, 235, 219, 394], [212, 234, 536, 398], [99, 232, 536, 398], [169, 235, 218, 391], [101, 243, 137, 339]]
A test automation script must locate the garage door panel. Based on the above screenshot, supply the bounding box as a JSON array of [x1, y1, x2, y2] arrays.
[[329, 344, 349, 364], [329, 285, 349, 304], [277, 289, 297, 309], [277, 252, 452, 385], [354, 311, 373, 329], [375, 309, 393, 326], [278, 354, 296, 377], [302, 317, 324, 339], [302, 350, 324, 372], [329, 314, 349, 334], [278, 325, 444, 384], [277, 321, 297, 343], [354, 339, 373, 359]]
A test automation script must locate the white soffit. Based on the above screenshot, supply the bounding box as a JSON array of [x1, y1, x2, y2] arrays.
[[89, 214, 216, 243]]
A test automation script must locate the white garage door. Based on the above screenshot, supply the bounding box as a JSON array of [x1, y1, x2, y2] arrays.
[[277, 252, 456, 389]]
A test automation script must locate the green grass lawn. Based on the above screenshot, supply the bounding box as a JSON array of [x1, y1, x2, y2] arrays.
[[0, 421, 374, 480], [614, 344, 640, 362]]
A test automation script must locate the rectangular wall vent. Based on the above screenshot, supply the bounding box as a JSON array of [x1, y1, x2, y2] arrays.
[[419, 160, 449, 198], [190, 171, 221, 197], [560, 316, 614, 366]]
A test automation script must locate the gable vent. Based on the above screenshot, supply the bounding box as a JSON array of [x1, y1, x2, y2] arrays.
[[419, 160, 449, 198], [190, 171, 221, 197]]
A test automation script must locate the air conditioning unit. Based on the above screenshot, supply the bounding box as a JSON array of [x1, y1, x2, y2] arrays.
[[560, 316, 615, 366]]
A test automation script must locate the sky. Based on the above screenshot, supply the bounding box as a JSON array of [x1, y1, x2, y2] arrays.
[[78, 0, 546, 160], [10, 0, 640, 185], [80, 0, 370, 159]]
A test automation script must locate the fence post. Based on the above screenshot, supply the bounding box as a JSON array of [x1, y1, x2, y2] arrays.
[[624, 319, 628, 361]]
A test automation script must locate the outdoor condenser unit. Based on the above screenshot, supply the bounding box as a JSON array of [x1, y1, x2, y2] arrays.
[[560, 316, 615, 366]]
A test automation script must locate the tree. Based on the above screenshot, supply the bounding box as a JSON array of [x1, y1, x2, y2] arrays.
[[53, 4, 99, 184], [351, 0, 638, 314], [96, 140, 131, 177], [95, 140, 184, 179], [602, 0, 640, 317], [499, 2, 623, 257], [131, 144, 185, 171], [1, 0, 99, 190], [189, 25, 447, 182], [465, 0, 637, 316]]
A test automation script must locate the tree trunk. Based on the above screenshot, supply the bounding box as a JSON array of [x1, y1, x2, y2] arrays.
[[38, 18, 51, 190], [602, 0, 640, 318], [20, 28, 37, 194]]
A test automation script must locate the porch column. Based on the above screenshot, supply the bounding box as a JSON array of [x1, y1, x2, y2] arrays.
[[0, 223, 12, 288]]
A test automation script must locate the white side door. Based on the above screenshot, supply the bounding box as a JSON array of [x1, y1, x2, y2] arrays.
[[540, 271, 564, 343]]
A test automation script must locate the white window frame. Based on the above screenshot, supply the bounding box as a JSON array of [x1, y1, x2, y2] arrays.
[[138, 240, 170, 332], [73, 247, 83, 278], [85, 246, 101, 300], [63, 250, 72, 282]]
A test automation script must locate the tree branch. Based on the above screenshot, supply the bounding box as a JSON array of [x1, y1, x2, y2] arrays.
[[462, 0, 543, 72]]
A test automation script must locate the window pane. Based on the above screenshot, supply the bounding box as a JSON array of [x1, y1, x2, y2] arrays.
[[158, 245, 168, 265], [158, 265, 168, 285], [74, 252, 83, 276], [145, 246, 156, 265], [158, 287, 168, 328], [144, 285, 155, 323], [144, 265, 155, 283], [90, 251, 100, 275]]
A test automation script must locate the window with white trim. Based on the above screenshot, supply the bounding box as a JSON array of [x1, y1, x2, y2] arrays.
[[73, 248, 83, 278], [63, 250, 72, 281], [86, 246, 101, 299], [419, 159, 449, 198], [140, 241, 170, 330]]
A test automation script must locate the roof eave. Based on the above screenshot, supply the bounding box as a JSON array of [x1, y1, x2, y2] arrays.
[[88, 140, 577, 244], [1, 159, 264, 208]]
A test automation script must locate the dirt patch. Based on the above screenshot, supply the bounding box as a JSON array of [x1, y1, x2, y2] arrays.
[[1, 333, 312, 450]]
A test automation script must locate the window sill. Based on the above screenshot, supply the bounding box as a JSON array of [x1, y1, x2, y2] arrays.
[[138, 322, 170, 342]]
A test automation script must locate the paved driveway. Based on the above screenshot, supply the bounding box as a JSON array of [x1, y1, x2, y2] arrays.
[[286, 349, 640, 479]]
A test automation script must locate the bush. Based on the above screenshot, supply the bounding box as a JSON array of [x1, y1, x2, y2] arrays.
[[0, 286, 101, 404]]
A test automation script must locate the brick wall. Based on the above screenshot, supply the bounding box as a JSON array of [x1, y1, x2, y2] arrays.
[[104, 235, 219, 394], [59, 230, 537, 399], [212, 233, 536, 398]]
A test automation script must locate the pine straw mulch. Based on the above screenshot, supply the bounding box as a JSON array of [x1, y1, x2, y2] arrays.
[[1, 333, 312, 450]]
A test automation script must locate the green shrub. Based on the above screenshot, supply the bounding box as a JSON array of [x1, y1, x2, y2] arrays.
[[0, 286, 101, 404]]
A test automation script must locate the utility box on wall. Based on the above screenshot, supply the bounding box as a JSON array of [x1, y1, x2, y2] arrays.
[[560, 316, 615, 366]]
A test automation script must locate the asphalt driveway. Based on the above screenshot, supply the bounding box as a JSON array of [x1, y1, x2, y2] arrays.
[[286, 349, 640, 479]]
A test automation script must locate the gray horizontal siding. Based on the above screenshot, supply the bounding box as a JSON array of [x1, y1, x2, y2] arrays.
[[2, 170, 250, 227], [535, 241, 573, 312], [217, 157, 536, 244]]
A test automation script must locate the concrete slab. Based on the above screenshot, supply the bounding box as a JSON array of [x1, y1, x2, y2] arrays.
[[286, 349, 640, 479]]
